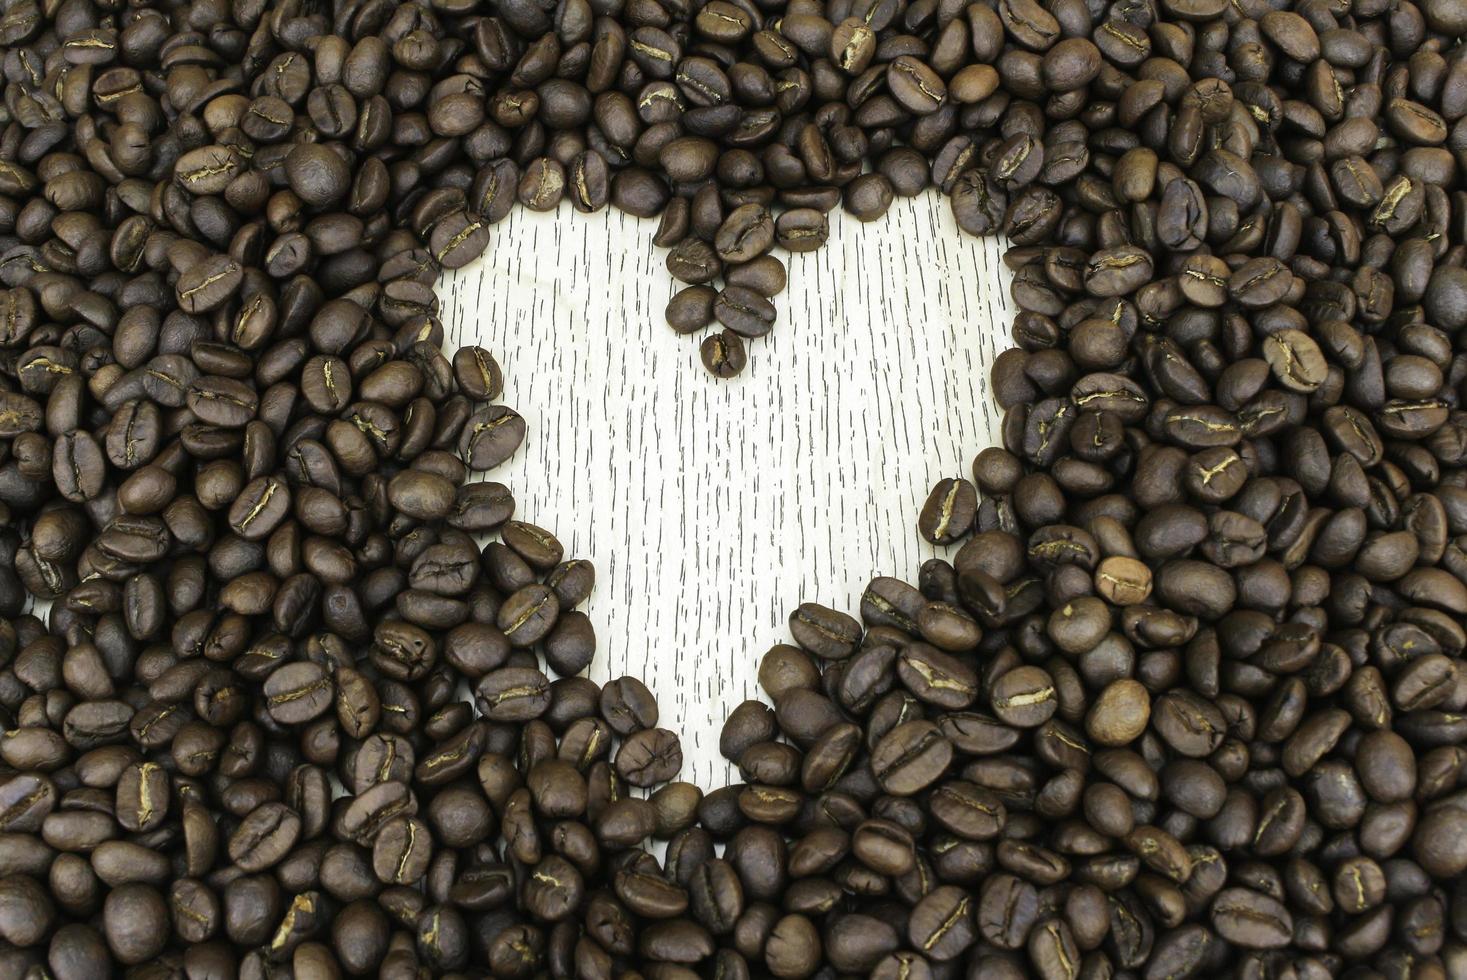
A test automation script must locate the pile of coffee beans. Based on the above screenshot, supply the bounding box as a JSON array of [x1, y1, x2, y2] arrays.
[[2, 0, 1467, 971]]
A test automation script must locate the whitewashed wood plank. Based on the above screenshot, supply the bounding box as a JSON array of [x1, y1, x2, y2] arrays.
[[441, 192, 1013, 788]]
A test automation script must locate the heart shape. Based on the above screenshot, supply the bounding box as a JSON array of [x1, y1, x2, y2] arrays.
[[441, 193, 1012, 784]]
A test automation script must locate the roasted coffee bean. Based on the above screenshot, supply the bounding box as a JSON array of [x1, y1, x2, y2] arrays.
[[726, 257, 787, 297], [1086, 679, 1150, 746], [775, 209, 829, 252], [115, 762, 169, 833], [263, 662, 334, 725], [667, 239, 722, 285], [371, 816, 433, 885], [518, 158, 566, 212], [477, 666, 552, 721], [715, 205, 775, 264], [990, 666, 1058, 727], [951, 169, 1007, 236], [615, 728, 683, 787], [887, 57, 947, 114], [460, 405, 527, 470], [713, 286, 776, 338], [1210, 888, 1293, 949], [871, 721, 952, 795], [918, 478, 978, 544], [175, 255, 242, 313], [789, 603, 861, 659], [227, 802, 301, 872], [909, 885, 975, 960], [666, 286, 717, 335], [700, 330, 747, 378]]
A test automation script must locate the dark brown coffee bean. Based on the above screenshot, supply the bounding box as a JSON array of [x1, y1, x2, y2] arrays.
[[908, 886, 975, 960], [175, 254, 242, 313], [714, 204, 775, 264], [775, 209, 829, 252], [460, 405, 527, 470], [371, 816, 432, 885], [666, 286, 717, 334], [667, 238, 722, 284], [115, 761, 169, 833], [615, 728, 683, 787], [700, 330, 747, 378], [990, 666, 1058, 727], [1210, 887, 1293, 949], [476, 666, 552, 722], [919, 478, 978, 544], [228, 802, 301, 872], [952, 169, 1007, 236], [430, 210, 491, 269], [725, 256, 787, 297], [713, 286, 776, 338], [264, 662, 334, 725], [103, 883, 168, 964], [887, 57, 946, 114], [871, 721, 952, 795]]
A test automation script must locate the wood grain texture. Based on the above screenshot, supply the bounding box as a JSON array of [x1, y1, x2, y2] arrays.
[[441, 191, 1013, 788]]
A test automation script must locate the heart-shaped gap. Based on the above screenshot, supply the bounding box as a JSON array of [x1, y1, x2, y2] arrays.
[[441, 192, 1013, 784]]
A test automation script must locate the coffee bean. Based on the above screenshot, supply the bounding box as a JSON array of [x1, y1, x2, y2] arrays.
[[990, 666, 1058, 727], [175, 255, 242, 314], [851, 818, 915, 875], [1085, 679, 1150, 747], [897, 643, 978, 708], [766, 914, 821, 977], [263, 662, 334, 724], [918, 478, 978, 544], [452, 347, 503, 401], [909, 886, 975, 960], [0, 874, 53, 946], [714, 205, 775, 264], [951, 169, 1007, 236], [115, 761, 169, 833], [666, 286, 717, 334], [713, 286, 776, 338], [667, 238, 722, 285], [285, 144, 350, 207], [775, 209, 828, 252], [1413, 805, 1467, 877], [871, 721, 952, 795], [1210, 887, 1293, 949], [228, 475, 290, 540], [1027, 919, 1080, 980], [460, 405, 527, 470], [52, 431, 106, 503], [615, 728, 683, 787], [725, 256, 787, 297], [515, 158, 563, 211], [1085, 246, 1154, 296], [371, 816, 432, 885], [788, 603, 861, 659], [476, 666, 552, 721], [1262, 329, 1328, 393], [700, 330, 747, 378], [887, 57, 947, 114], [228, 802, 301, 872], [103, 884, 168, 964]]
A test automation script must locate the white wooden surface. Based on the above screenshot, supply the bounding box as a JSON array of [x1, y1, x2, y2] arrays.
[[441, 192, 1013, 787]]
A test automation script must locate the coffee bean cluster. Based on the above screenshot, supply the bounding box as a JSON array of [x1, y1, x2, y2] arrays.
[[1, 0, 1467, 969]]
